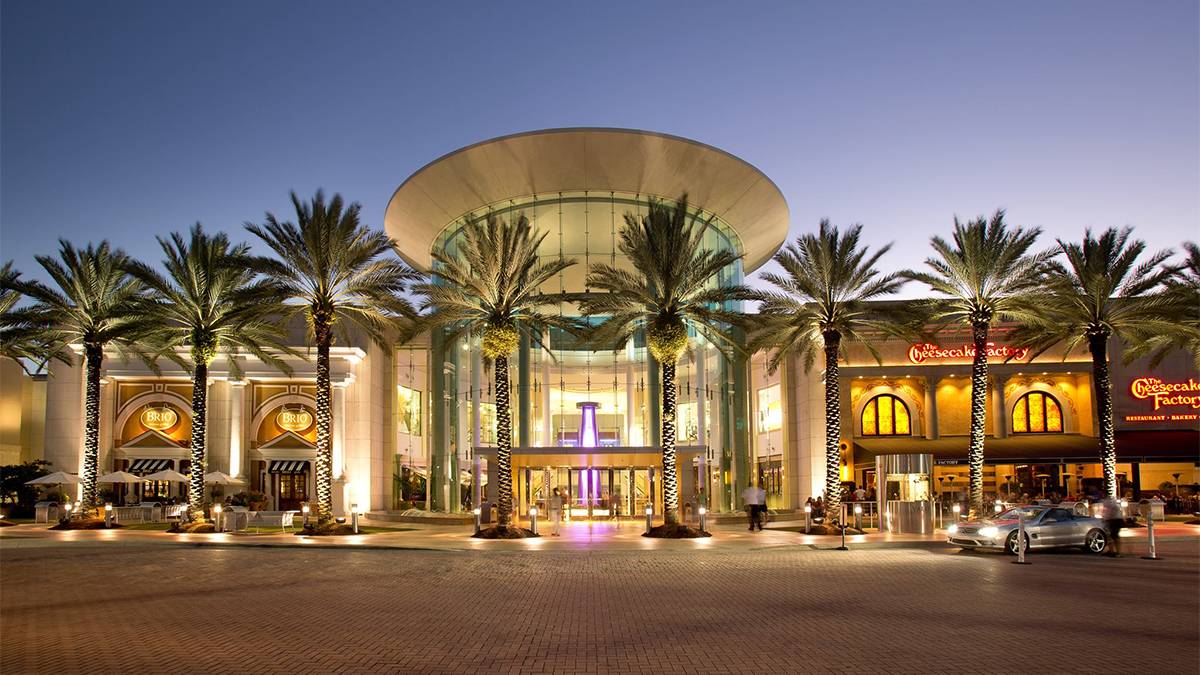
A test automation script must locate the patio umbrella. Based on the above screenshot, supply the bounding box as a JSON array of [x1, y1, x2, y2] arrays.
[[203, 471, 244, 485], [95, 472, 145, 507], [142, 469, 189, 483], [25, 471, 81, 486]]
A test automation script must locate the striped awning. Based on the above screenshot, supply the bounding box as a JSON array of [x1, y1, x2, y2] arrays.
[[128, 458, 173, 475], [268, 460, 310, 474]]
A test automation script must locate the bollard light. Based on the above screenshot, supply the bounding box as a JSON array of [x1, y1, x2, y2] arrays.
[[104, 503, 114, 528], [804, 504, 811, 535], [302, 504, 311, 528], [529, 506, 539, 536], [952, 503, 962, 521], [351, 503, 359, 534], [854, 505, 862, 515], [645, 505, 653, 534], [698, 506, 707, 531], [213, 504, 223, 532], [473, 506, 481, 535], [994, 501, 1003, 514]]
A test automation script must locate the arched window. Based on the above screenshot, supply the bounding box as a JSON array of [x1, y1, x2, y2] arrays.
[[1012, 391, 1063, 433], [861, 394, 911, 436]]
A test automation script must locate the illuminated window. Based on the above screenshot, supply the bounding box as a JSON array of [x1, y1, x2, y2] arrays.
[[1012, 391, 1063, 433], [757, 385, 782, 433], [861, 394, 910, 436]]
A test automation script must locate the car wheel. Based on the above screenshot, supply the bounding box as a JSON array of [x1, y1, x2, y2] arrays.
[[1005, 531, 1029, 556], [1084, 528, 1108, 554]]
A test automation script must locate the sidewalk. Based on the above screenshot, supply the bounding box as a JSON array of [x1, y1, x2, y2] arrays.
[[3, 517, 1196, 553]]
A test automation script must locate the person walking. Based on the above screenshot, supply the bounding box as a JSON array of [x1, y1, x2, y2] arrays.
[[1099, 495, 1124, 556], [549, 488, 564, 536], [754, 484, 767, 530], [740, 483, 762, 531]]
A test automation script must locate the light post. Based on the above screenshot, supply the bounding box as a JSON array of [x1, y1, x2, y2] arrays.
[[952, 503, 961, 523], [803, 504, 811, 535], [994, 500, 1003, 515], [1012, 509, 1030, 565], [835, 503, 849, 551], [302, 504, 310, 528], [351, 503, 359, 534], [104, 503, 113, 528], [529, 506, 538, 536], [473, 507, 481, 535], [853, 504, 863, 531], [698, 506, 707, 532], [61, 501, 72, 524], [213, 503, 223, 532], [644, 505, 653, 534]]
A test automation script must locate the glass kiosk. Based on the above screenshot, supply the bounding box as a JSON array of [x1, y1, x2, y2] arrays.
[[875, 454, 933, 534]]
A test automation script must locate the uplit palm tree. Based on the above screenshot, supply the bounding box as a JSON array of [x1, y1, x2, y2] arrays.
[[127, 225, 295, 520], [247, 191, 419, 520], [749, 221, 905, 524], [5, 242, 155, 513], [903, 211, 1056, 517], [1005, 229, 1178, 497], [1124, 241, 1200, 370], [0, 262, 69, 375], [410, 214, 576, 532], [580, 195, 754, 531]]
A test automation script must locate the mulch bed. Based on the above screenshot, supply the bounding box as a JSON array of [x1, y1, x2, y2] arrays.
[[50, 518, 123, 531], [0, 520, 15, 528], [786, 523, 866, 536], [472, 525, 539, 539], [643, 523, 711, 539], [295, 523, 361, 536], [168, 522, 217, 534]]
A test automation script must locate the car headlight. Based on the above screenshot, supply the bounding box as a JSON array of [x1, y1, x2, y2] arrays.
[[979, 526, 998, 538], [947, 524, 958, 534]]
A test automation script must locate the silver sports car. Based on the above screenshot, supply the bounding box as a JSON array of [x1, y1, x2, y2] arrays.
[[947, 505, 1109, 555]]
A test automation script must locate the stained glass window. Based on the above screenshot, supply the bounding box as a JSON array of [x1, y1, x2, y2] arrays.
[[861, 394, 910, 436], [1013, 391, 1063, 434]]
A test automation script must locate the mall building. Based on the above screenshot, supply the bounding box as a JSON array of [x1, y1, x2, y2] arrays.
[[2, 128, 1196, 517]]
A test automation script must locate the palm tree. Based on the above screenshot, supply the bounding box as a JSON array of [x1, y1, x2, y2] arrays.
[[749, 221, 905, 525], [5, 242, 154, 513], [1006, 228, 1178, 497], [410, 213, 576, 532], [127, 224, 295, 520], [1124, 241, 1200, 370], [903, 211, 1056, 517], [247, 191, 419, 521], [0, 262, 69, 375], [580, 195, 754, 531]]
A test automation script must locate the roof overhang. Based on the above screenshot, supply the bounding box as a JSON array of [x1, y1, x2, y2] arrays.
[[384, 128, 789, 272]]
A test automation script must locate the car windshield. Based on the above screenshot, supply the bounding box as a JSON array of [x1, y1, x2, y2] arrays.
[[994, 506, 1046, 521]]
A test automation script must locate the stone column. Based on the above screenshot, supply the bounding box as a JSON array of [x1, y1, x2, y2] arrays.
[[332, 381, 348, 479], [924, 374, 940, 440], [228, 381, 246, 479]]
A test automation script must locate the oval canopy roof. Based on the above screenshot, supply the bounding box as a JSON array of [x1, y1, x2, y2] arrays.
[[384, 128, 790, 272]]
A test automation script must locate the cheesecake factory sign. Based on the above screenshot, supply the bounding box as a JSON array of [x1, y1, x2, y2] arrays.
[[907, 342, 1030, 365], [1124, 377, 1200, 423]]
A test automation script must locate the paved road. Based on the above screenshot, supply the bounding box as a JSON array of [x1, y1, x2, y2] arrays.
[[2, 539, 1196, 674]]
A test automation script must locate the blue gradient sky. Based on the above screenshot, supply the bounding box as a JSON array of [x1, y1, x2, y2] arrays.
[[2, 1, 1197, 293]]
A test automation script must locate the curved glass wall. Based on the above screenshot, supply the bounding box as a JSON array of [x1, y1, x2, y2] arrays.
[[424, 192, 751, 513]]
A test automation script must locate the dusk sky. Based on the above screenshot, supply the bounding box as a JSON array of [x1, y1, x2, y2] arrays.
[[2, 1, 1197, 294]]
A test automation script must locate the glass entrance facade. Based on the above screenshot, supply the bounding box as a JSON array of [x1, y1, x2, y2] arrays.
[[426, 191, 754, 512]]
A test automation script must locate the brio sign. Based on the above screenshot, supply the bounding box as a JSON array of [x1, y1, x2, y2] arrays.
[[276, 407, 314, 432], [907, 342, 1030, 365], [140, 406, 178, 431], [1129, 377, 1200, 411]]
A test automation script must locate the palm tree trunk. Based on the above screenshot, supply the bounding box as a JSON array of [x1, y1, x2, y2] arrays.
[[822, 331, 843, 524], [968, 321, 990, 518], [80, 344, 103, 514], [188, 361, 208, 521], [1089, 332, 1117, 498], [494, 355, 513, 528], [314, 322, 333, 521], [661, 361, 679, 526]]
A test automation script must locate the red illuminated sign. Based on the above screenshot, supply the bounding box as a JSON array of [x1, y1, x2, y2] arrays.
[[907, 342, 1030, 365]]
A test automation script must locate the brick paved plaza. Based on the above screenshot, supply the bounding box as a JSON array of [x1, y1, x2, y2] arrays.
[[2, 536, 1197, 674]]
